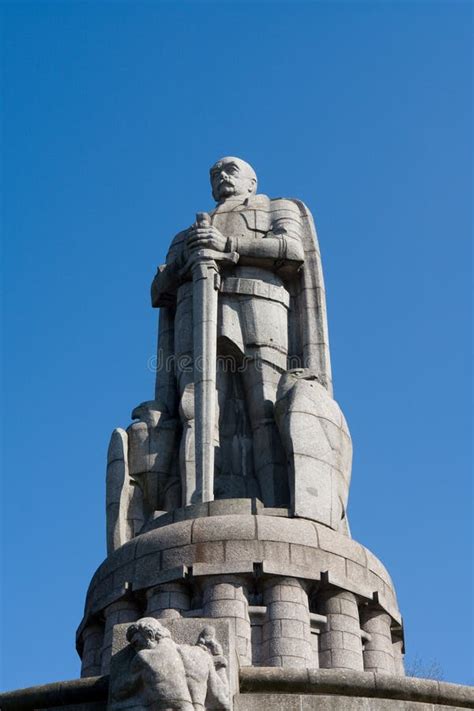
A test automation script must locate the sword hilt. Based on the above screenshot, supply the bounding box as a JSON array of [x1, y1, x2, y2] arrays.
[[196, 211, 211, 227]]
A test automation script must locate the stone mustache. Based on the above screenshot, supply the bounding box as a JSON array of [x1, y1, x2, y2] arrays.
[[106, 157, 352, 553]]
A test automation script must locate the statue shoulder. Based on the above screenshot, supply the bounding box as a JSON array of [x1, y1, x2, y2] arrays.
[[168, 228, 188, 251], [238, 193, 271, 212], [270, 196, 313, 217], [247, 194, 303, 216], [164, 228, 188, 266]]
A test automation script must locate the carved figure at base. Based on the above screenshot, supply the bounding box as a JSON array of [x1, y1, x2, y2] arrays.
[[113, 618, 230, 711], [181, 626, 230, 710], [113, 617, 193, 710]]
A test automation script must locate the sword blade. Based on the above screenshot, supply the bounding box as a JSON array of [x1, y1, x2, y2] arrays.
[[192, 259, 219, 503]]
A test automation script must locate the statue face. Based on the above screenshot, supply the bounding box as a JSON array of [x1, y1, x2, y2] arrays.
[[129, 628, 158, 651], [210, 157, 256, 202]]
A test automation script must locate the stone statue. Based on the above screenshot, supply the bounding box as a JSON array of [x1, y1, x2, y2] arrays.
[[105, 402, 180, 554], [111, 618, 230, 711], [79, 157, 408, 689], [106, 155, 353, 546], [178, 626, 231, 711], [151, 157, 332, 506], [195, 626, 228, 687]]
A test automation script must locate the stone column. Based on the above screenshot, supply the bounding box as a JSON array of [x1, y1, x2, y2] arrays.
[[360, 606, 396, 673], [262, 577, 312, 668], [202, 575, 252, 666], [145, 582, 191, 619], [392, 638, 405, 675], [317, 589, 364, 671], [101, 599, 140, 674], [80, 624, 104, 678]]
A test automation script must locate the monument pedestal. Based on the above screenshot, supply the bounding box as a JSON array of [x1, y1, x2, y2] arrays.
[[3, 502, 473, 709], [76, 501, 404, 680]]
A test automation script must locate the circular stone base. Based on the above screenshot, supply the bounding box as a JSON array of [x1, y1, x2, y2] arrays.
[[236, 668, 474, 710], [77, 501, 405, 677], [80, 502, 401, 628]]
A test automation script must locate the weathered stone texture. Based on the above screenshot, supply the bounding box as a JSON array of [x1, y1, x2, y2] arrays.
[[360, 606, 396, 674], [275, 373, 352, 532], [77, 508, 406, 676], [317, 590, 364, 672], [235, 695, 469, 710], [101, 599, 139, 674], [203, 576, 252, 666], [262, 578, 312, 668], [80, 625, 104, 678], [146, 581, 191, 618], [2, 670, 473, 710]]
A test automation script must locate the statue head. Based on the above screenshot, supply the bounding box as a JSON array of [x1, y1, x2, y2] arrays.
[[210, 157, 257, 203], [126, 617, 171, 651], [197, 624, 216, 645], [196, 624, 223, 656]]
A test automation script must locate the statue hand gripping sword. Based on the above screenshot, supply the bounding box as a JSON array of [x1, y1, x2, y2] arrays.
[[181, 211, 238, 503]]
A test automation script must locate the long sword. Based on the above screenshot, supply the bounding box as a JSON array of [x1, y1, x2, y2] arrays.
[[191, 212, 237, 502]]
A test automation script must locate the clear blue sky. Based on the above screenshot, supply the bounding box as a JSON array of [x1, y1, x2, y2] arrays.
[[2, 0, 472, 691]]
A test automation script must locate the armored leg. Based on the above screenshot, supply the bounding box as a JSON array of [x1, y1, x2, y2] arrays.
[[241, 358, 289, 507]]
